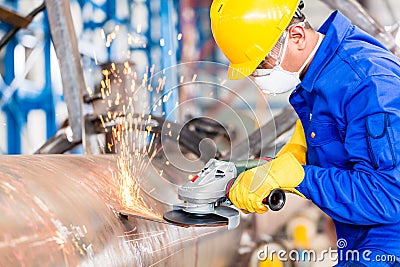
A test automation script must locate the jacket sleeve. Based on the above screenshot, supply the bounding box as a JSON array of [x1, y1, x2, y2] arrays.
[[297, 75, 400, 225]]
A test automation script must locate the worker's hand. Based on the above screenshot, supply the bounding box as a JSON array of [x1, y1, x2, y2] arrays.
[[276, 119, 307, 165], [229, 152, 305, 213]]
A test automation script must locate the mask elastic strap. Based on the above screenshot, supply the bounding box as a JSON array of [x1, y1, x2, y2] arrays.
[[277, 31, 290, 66], [297, 32, 323, 74]]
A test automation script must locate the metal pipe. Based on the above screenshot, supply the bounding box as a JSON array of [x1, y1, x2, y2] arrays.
[[44, 0, 85, 143], [0, 155, 242, 266], [34, 126, 80, 154], [0, 3, 46, 50], [320, 0, 400, 56]]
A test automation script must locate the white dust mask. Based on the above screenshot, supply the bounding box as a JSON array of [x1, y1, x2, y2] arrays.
[[253, 33, 323, 95]]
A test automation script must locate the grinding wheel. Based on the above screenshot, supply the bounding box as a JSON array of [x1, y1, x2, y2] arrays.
[[163, 209, 228, 227]]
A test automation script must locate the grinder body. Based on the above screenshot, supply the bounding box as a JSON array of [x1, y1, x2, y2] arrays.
[[164, 158, 286, 229]]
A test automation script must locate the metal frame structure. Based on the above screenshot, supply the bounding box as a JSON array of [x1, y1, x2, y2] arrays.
[[0, 1, 56, 154], [0, 0, 184, 154]]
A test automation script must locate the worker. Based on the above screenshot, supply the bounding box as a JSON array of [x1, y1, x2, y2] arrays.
[[210, 0, 400, 266]]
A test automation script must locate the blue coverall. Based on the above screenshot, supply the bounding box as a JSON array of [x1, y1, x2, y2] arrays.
[[292, 11, 400, 266]]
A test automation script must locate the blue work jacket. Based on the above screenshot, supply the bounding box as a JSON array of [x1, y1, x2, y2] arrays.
[[293, 11, 400, 265]]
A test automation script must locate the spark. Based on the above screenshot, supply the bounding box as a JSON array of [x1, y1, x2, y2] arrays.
[[124, 231, 165, 242], [121, 229, 166, 238], [93, 50, 98, 65], [31, 237, 59, 247], [124, 226, 137, 235], [99, 115, 107, 132], [177, 33, 182, 40], [148, 247, 185, 267], [97, 48, 172, 220], [111, 109, 161, 219]]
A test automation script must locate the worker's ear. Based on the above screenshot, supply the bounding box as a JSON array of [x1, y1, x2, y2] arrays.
[[288, 25, 306, 50]]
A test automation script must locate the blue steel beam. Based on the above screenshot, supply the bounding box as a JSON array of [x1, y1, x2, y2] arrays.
[[2, 0, 20, 154], [43, 11, 56, 139], [159, 0, 178, 121]]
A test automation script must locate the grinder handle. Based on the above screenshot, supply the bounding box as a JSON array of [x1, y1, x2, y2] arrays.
[[226, 179, 286, 211], [262, 188, 286, 211]]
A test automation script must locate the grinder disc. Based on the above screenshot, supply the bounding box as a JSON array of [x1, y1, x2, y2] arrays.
[[163, 209, 228, 227]]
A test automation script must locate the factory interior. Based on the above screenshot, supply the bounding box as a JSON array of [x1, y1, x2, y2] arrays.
[[0, 0, 399, 266]]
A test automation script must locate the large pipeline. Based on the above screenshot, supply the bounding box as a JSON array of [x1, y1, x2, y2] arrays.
[[0, 155, 242, 266]]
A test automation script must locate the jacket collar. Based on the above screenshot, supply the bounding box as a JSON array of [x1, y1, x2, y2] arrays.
[[300, 11, 352, 92]]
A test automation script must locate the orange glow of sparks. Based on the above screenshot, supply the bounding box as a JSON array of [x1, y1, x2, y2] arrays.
[[98, 61, 166, 220], [113, 117, 160, 219]]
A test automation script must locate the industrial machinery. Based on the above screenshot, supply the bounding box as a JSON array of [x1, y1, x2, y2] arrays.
[[164, 158, 286, 229]]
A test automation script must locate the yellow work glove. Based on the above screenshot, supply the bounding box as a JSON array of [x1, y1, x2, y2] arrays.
[[276, 119, 307, 165], [229, 152, 305, 214]]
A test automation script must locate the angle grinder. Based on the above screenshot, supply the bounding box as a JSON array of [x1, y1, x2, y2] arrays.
[[163, 158, 286, 229]]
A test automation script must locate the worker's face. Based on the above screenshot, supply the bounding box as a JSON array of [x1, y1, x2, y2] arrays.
[[249, 23, 309, 95], [256, 31, 288, 70], [253, 22, 306, 74]]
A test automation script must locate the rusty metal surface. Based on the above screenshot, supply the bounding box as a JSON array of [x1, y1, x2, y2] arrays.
[[0, 6, 32, 28], [0, 155, 242, 266]]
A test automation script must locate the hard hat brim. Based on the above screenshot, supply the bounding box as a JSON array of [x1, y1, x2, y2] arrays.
[[228, 60, 260, 80]]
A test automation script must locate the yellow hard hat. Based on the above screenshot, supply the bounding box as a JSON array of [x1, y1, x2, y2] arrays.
[[210, 0, 301, 80]]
